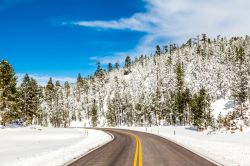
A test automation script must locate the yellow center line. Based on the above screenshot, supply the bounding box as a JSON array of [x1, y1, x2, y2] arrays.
[[133, 136, 139, 166], [138, 137, 143, 166], [114, 130, 143, 166]]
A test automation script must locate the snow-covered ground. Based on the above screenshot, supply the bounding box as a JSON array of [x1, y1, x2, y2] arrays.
[[211, 99, 235, 118], [122, 126, 250, 166], [70, 120, 90, 128], [0, 126, 112, 166]]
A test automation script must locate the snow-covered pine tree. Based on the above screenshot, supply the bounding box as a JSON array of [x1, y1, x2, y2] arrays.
[[45, 78, 56, 127], [91, 99, 98, 127], [108, 63, 113, 72], [155, 45, 161, 56], [174, 61, 186, 125], [63, 81, 70, 127], [54, 80, 63, 127], [124, 56, 132, 75], [232, 45, 248, 118], [191, 88, 210, 130], [64, 81, 70, 109], [0, 60, 19, 126], [114, 62, 120, 69], [18, 74, 41, 125], [106, 97, 116, 126]]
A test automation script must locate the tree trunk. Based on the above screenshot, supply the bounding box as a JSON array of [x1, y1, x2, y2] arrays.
[[240, 103, 243, 118]]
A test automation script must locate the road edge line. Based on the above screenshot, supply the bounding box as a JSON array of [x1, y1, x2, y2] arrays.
[[158, 134, 223, 166], [63, 129, 114, 166], [145, 130, 223, 166]]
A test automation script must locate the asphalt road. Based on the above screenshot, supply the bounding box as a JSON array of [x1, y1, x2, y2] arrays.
[[68, 129, 217, 166]]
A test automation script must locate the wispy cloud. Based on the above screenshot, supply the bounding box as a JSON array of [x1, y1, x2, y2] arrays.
[[17, 73, 76, 86], [69, 0, 250, 64], [73, 14, 155, 32]]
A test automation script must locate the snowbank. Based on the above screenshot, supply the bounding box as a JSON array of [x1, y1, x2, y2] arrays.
[[122, 126, 250, 166], [0, 127, 112, 166], [70, 120, 90, 128]]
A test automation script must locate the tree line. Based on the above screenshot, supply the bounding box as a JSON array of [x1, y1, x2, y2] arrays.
[[1, 35, 250, 131]]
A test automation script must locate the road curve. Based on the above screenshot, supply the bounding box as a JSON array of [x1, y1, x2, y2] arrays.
[[68, 129, 217, 166]]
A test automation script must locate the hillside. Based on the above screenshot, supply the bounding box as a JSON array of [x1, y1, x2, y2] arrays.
[[1, 35, 250, 132]]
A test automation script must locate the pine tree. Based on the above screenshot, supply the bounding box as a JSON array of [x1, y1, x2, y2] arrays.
[[186, 39, 192, 47], [163, 45, 168, 53], [124, 56, 132, 75], [71, 110, 76, 121], [54, 80, 63, 127], [151, 92, 160, 125], [108, 63, 113, 72], [45, 78, 55, 102], [123, 95, 133, 126], [174, 62, 185, 125], [64, 81, 70, 99], [112, 91, 122, 126], [191, 88, 211, 130], [91, 100, 98, 127], [76, 73, 83, 101], [106, 98, 116, 126], [155, 45, 161, 56], [201, 34, 207, 43], [18, 74, 30, 122], [77, 73, 83, 86], [64, 81, 70, 111], [63, 81, 70, 127], [19, 74, 41, 125], [0, 60, 19, 126], [183, 88, 191, 125], [115, 62, 120, 69], [232, 46, 248, 118], [125, 56, 132, 68], [45, 78, 55, 127], [95, 62, 105, 78], [217, 113, 223, 129]]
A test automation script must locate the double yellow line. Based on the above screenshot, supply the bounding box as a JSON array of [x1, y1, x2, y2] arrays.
[[116, 130, 142, 166], [131, 133, 143, 166]]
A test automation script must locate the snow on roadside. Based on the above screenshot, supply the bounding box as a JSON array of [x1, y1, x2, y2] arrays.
[[0, 127, 112, 166], [122, 126, 250, 166], [70, 120, 90, 128]]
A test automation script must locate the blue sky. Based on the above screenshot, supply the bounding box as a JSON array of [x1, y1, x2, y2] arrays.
[[0, 0, 145, 83], [1, 0, 250, 84]]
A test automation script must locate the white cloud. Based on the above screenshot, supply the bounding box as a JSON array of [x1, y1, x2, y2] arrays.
[[71, 0, 250, 64], [17, 73, 76, 86], [73, 13, 155, 32]]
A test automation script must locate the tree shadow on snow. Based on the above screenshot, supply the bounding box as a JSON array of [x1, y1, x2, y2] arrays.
[[224, 100, 235, 110]]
